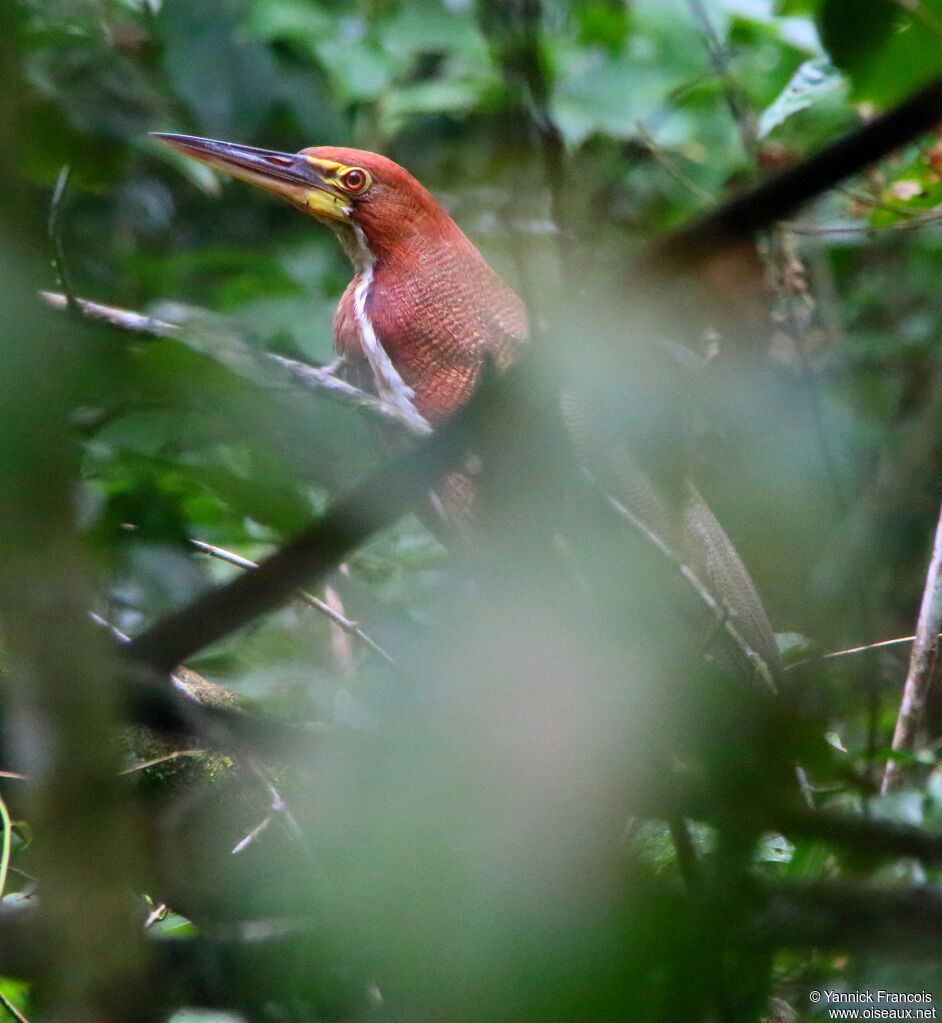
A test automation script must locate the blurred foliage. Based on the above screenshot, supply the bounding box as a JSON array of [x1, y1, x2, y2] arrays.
[[5, 0, 942, 1020]]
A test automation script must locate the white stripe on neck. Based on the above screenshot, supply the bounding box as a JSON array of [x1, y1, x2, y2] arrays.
[[350, 224, 429, 433]]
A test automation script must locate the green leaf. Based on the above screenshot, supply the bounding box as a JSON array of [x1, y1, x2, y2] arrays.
[[757, 57, 844, 137], [819, 0, 897, 71], [381, 4, 488, 63], [818, 0, 942, 106], [244, 0, 331, 42], [776, 0, 823, 13], [157, 0, 284, 136], [0, 978, 31, 1016], [824, 730, 848, 753], [381, 77, 487, 131], [575, 0, 631, 52], [553, 52, 681, 146]]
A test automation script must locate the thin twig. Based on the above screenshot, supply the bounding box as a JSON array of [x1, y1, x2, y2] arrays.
[[244, 758, 304, 845], [191, 538, 395, 667], [144, 903, 167, 929], [41, 290, 184, 340], [0, 793, 11, 902], [686, 0, 757, 160], [791, 211, 942, 236], [635, 122, 716, 203], [233, 756, 331, 888], [231, 813, 273, 855], [118, 750, 208, 776], [268, 354, 431, 435], [882, 499, 942, 793], [835, 184, 922, 219], [47, 165, 77, 315], [785, 632, 934, 671], [0, 992, 30, 1023]]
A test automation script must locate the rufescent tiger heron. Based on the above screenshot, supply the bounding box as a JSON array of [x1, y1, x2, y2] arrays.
[[152, 132, 781, 685]]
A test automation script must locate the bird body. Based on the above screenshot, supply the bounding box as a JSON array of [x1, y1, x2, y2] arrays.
[[328, 175, 526, 426], [153, 132, 780, 683]]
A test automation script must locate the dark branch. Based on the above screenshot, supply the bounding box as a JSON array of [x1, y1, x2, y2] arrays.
[[648, 76, 942, 268], [777, 806, 942, 865], [476, 0, 568, 232], [754, 879, 942, 958], [124, 364, 501, 674]]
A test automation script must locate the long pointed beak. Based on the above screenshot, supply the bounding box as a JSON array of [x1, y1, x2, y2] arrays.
[[151, 132, 350, 222]]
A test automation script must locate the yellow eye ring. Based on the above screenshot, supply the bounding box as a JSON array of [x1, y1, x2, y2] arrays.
[[340, 168, 369, 193]]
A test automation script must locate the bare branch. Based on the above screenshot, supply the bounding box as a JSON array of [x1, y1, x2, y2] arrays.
[[47, 165, 77, 315], [0, 793, 11, 902], [790, 211, 942, 236], [0, 991, 30, 1023], [38, 291, 429, 436], [776, 806, 942, 864], [191, 538, 395, 667], [785, 632, 935, 670], [882, 499, 942, 793], [686, 0, 757, 160], [268, 353, 430, 434], [755, 878, 942, 958], [41, 289, 185, 340]]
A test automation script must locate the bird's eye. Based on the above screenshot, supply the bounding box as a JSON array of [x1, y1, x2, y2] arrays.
[[340, 168, 369, 193]]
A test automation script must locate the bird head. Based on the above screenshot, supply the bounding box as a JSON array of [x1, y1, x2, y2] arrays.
[[152, 133, 464, 268]]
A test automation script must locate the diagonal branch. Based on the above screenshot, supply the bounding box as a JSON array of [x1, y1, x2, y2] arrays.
[[191, 538, 395, 667], [39, 290, 429, 436], [647, 76, 942, 269], [881, 497, 942, 793], [123, 365, 500, 674]]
